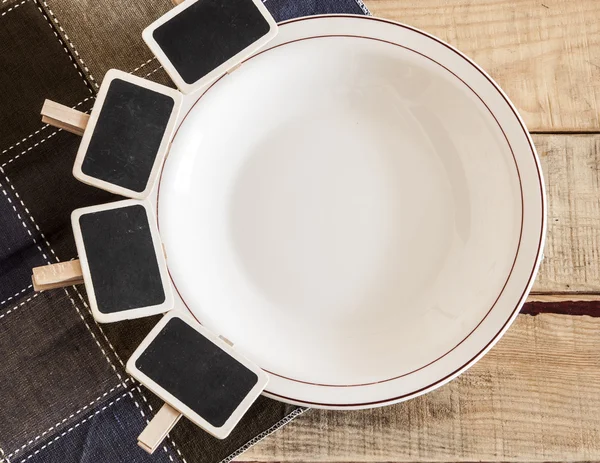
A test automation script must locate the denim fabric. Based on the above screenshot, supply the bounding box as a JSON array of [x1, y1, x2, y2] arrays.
[[0, 1, 369, 462], [0, 0, 92, 149], [0, 188, 45, 305], [23, 394, 177, 463]]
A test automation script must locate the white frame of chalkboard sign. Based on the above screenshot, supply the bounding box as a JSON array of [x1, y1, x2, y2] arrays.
[[126, 310, 269, 439], [142, 0, 278, 94], [72, 69, 183, 200], [71, 199, 175, 323]]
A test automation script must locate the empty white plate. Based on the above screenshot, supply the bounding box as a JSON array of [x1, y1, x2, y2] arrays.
[[155, 15, 546, 409]]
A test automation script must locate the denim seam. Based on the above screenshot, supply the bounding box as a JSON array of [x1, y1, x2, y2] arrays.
[[38, 0, 99, 89], [0, 0, 26, 18], [219, 407, 309, 463], [6, 382, 130, 459], [143, 65, 164, 79], [0, 285, 32, 307], [0, 294, 39, 322], [130, 57, 157, 74], [32, 0, 94, 94], [16, 391, 131, 463]]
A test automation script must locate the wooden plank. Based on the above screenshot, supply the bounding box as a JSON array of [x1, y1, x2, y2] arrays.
[[243, 312, 600, 462], [532, 134, 600, 294], [367, 0, 600, 132]]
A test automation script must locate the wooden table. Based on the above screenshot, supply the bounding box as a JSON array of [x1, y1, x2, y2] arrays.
[[242, 1, 600, 461]]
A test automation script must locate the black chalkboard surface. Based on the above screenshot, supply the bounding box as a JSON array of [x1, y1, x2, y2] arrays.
[[143, 0, 277, 93], [73, 70, 182, 199], [136, 317, 258, 427], [82, 79, 174, 193], [72, 200, 173, 323], [127, 312, 268, 438]]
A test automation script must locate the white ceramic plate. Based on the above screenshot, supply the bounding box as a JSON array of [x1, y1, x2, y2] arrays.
[[154, 15, 546, 409]]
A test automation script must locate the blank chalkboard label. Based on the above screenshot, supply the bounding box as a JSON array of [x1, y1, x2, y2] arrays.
[[73, 69, 182, 199], [127, 312, 268, 438], [72, 199, 173, 323], [143, 0, 278, 93]]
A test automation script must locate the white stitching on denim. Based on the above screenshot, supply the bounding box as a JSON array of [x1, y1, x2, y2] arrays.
[[354, 0, 370, 15], [1, 131, 59, 169], [218, 407, 308, 463], [17, 392, 129, 463], [65, 289, 128, 384], [0, 0, 26, 18], [0, 294, 38, 321], [0, 96, 93, 157], [0, 183, 48, 261], [130, 57, 156, 74], [143, 65, 163, 79], [1, 126, 50, 156], [39, 0, 99, 89], [33, 2, 93, 93], [0, 446, 10, 463], [6, 381, 129, 459], [1, 172, 58, 262], [169, 435, 188, 463], [0, 285, 32, 307]]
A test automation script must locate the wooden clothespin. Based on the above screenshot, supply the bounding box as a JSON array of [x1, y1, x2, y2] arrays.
[[40, 69, 181, 199], [32, 260, 84, 291], [31, 199, 173, 323], [41, 100, 90, 136], [127, 312, 268, 452]]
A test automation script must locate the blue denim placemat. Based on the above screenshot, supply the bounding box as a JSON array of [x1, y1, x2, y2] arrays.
[[0, 0, 369, 462]]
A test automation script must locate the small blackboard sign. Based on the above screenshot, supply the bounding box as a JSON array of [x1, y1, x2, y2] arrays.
[[72, 199, 173, 323], [126, 311, 268, 438], [143, 0, 278, 93], [73, 69, 182, 199]]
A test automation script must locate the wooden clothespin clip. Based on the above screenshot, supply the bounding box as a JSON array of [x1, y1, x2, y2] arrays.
[[32, 260, 84, 291], [41, 100, 90, 136], [143, 0, 278, 94], [40, 69, 182, 199], [127, 311, 268, 452], [31, 199, 173, 323]]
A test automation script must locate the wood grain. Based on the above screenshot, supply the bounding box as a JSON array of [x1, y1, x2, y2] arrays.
[[532, 134, 600, 294], [243, 312, 600, 462], [367, 0, 600, 132]]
